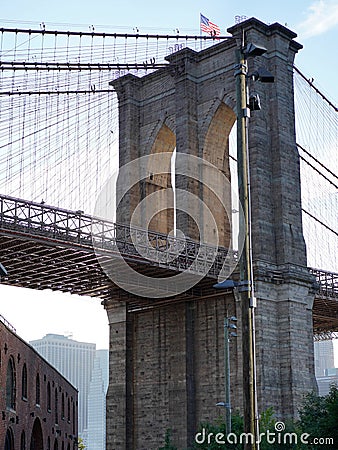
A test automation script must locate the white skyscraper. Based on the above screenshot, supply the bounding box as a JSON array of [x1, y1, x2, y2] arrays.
[[87, 349, 109, 450], [30, 334, 96, 439], [314, 340, 335, 377]]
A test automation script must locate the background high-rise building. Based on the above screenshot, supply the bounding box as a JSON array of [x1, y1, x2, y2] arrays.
[[314, 340, 337, 396], [30, 333, 96, 440], [87, 349, 109, 450], [314, 340, 335, 377]]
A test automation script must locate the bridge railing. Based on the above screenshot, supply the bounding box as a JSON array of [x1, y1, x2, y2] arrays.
[[0, 314, 17, 333], [1, 194, 337, 292], [0, 194, 237, 278], [313, 331, 338, 342], [309, 267, 338, 298]]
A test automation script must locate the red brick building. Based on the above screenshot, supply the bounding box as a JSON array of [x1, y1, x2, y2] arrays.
[[0, 316, 78, 450]]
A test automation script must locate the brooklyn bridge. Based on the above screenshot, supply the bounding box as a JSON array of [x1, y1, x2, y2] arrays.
[[0, 17, 337, 449]]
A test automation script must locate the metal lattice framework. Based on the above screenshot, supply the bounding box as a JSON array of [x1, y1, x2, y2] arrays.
[[0, 27, 233, 214], [0, 313, 16, 333], [0, 194, 337, 330], [0, 194, 236, 306], [310, 268, 338, 299], [0, 194, 235, 275], [313, 331, 338, 342]]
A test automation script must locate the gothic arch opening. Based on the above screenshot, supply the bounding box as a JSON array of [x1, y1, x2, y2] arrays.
[[22, 364, 27, 400], [202, 102, 236, 247], [4, 428, 14, 450], [21, 431, 26, 450], [6, 356, 16, 411], [30, 418, 43, 450], [145, 124, 176, 235]]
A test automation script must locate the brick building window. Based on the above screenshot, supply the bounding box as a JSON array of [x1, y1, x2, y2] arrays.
[[20, 430, 26, 450], [31, 418, 43, 450], [54, 438, 58, 450], [36, 373, 40, 406], [4, 427, 14, 450], [61, 393, 65, 420], [6, 356, 16, 410], [47, 382, 51, 412], [22, 364, 27, 400], [67, 398, 70, 422], [72, 402, 75, 434], [55, 388, 59, 424]]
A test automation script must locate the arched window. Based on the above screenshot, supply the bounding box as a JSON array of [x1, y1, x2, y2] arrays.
[[55, 388, 58, 424], [22, 364, 27, 399], [35, 373, 40, 406], [47, 437, 51, 450], [53, 439, 58, 450], [72, 402, 75, 434], [20, 430, 26, 450], [4, 427, 14, 450], [6, 357, 16, 410], [61, 393, 65, 420], [47, 382, 51, 412], [30, 418, 43, 450]]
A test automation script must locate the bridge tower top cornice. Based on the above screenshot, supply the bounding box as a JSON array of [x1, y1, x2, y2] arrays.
[[228, 17, 303, 57], [228, 17, 302, 47]]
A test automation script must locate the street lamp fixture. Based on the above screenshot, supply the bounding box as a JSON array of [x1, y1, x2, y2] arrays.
[[216, 401, 230, 408], [243, 42, 267, 58], [0, 263, 7, 277], [248, 93, 261, 111], [213, 279, 238, 289], [250, 66, 275, 83]]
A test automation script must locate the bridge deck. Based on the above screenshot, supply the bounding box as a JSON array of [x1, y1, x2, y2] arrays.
[[0, 194, 337, 332]]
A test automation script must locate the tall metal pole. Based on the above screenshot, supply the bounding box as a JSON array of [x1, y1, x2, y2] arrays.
[[224, 317, 231, 435], [235, 39, 260, 450]]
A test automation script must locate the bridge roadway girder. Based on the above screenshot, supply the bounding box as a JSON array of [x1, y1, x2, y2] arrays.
[[0, 204, 230, 310], [0, 194, 337, 333], [0, 231, 217, 305]]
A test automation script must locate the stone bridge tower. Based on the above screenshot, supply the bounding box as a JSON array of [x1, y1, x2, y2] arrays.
[[104, 18, 316, 450]]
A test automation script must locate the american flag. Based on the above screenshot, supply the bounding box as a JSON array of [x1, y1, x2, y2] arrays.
[[200, 13, 221, 36]]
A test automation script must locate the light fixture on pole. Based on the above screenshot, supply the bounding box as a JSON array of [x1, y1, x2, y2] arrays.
[[234, 33, 274, 450], [0, 263, 7, 277], [213, 279, 238, 289]]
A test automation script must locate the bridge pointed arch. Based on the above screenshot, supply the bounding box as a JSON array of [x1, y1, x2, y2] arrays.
[[202, 102, 236, 247], [145, 123, 176, 235]]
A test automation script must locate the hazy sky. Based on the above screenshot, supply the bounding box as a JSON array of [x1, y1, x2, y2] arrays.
[[0, 0, 337, 360]]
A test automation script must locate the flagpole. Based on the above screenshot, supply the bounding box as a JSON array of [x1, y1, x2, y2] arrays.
[[199, 13, 202, 50]]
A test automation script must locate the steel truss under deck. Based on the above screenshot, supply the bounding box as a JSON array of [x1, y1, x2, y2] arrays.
[[0, 194, 337, 333]]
